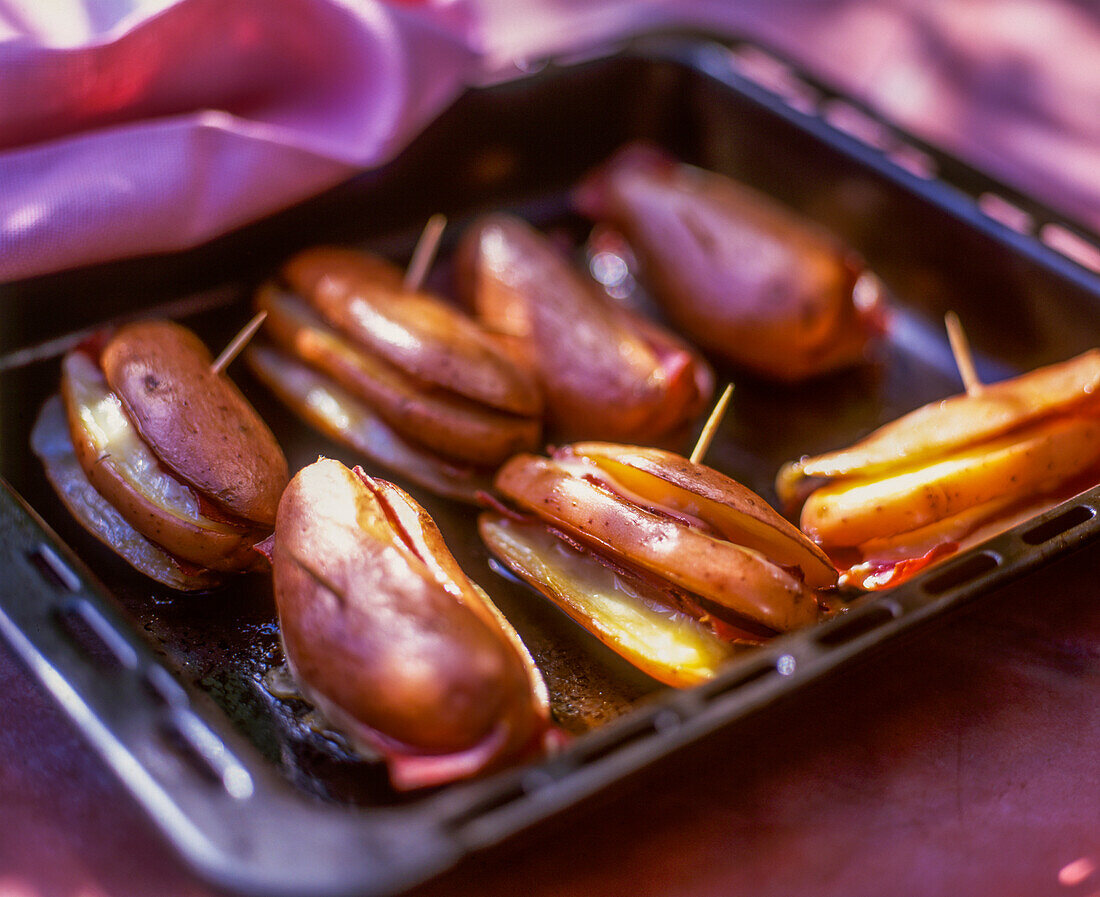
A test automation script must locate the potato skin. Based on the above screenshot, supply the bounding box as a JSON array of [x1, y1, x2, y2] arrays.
[[282, 247, 543, 417], [495, 453, 820, 632], [101, 321, 288, 526], [272, 459, 541, 759], [568, 442, 836, 588], [574, 143, 884, 382], [456, 213, 713, 442], [61, 351, 266, 573], [257, 285, 541, 466]]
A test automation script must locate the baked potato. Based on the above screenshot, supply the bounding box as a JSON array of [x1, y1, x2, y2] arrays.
[[778, 349, 1100, 588], [574, 143, 887, 382], [455, 213, 714, 442], [248, 247, 543, 502], [481, 443, 838, 687], [271, 458, 554, 788], [33, 321, 288, 588]]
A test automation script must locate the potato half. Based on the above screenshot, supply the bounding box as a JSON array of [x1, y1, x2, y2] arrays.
[[61, 349, 268, 573], [271, 459, 552, 788], [574, 143, 886, 382], [485, 444, 834, 685], [778, 349, 1100, 589], [101, 321, 288, 527], [455, 214, 713, 441]]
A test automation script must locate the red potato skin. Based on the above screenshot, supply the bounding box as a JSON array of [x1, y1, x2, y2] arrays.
[[495, 453, 820, 632], [65, 391, 266, 573], [282, 247, 543, 417], [256, 285, 541, 466], [574, 143, 885, 382], [101, 321, 288, 526], [272, 460, 545, 772], [455, 213, 713, 442], [565, 442, 837, 589]]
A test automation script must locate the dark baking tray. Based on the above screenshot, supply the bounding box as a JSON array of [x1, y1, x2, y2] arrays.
[[2, 34, 1099, 897]]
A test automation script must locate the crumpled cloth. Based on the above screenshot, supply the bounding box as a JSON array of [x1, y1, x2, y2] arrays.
[[0, 0, 476, 282], [3, 0, 1099, 283]]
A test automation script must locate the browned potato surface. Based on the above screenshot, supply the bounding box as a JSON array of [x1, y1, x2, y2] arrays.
[[570, 442, 836, 588], [283, 247, 543, 417], [456, 213, 713, 441], [574, 143, 885, 382], [272, 459, 550, 788], [101, 321, 288, 526]]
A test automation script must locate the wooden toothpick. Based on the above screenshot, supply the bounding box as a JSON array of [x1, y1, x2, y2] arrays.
[[402, 213, 447, 293], [944, 311, 984, 397], [690, 384, 734, 464], [210, 310, 267, 375]]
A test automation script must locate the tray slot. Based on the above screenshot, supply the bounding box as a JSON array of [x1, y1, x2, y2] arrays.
[[726, 45, 819, 114], [570, 716, 660, 768], [978, 193, 1035, 235], [885, 143, 936, 179], [142, 664, 189, 708], [161, 708, 255, 800], [27, 542, 81, 592], [1040, 224, 1100, 274], [814, 603, 900, 648], [1020, 504, 1096, 546], [696, 659, 775, 701], [53, 598, 139, 672], [821, 99, 892, 151], [921, 551, 1002, 596]]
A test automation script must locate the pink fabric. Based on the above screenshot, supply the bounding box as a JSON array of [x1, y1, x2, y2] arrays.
[[3, 0, 1098, 283], [0, 0, 476, 281]]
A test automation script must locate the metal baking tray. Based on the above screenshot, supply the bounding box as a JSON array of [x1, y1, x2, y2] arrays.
[[2, 34, 1099, 897]]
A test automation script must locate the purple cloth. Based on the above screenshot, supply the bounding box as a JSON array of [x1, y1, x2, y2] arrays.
[[3, 0, 1099, 283], [0, 0, 475, 281]]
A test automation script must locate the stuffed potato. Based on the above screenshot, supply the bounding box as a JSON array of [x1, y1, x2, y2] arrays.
[[270, 458, 554, 789], [778, 349, 1100, 588], [33, 321, 288, 589], [249, 247, 544, 502], [574, 143, 887, 382], [481, 442, 837, 686]]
